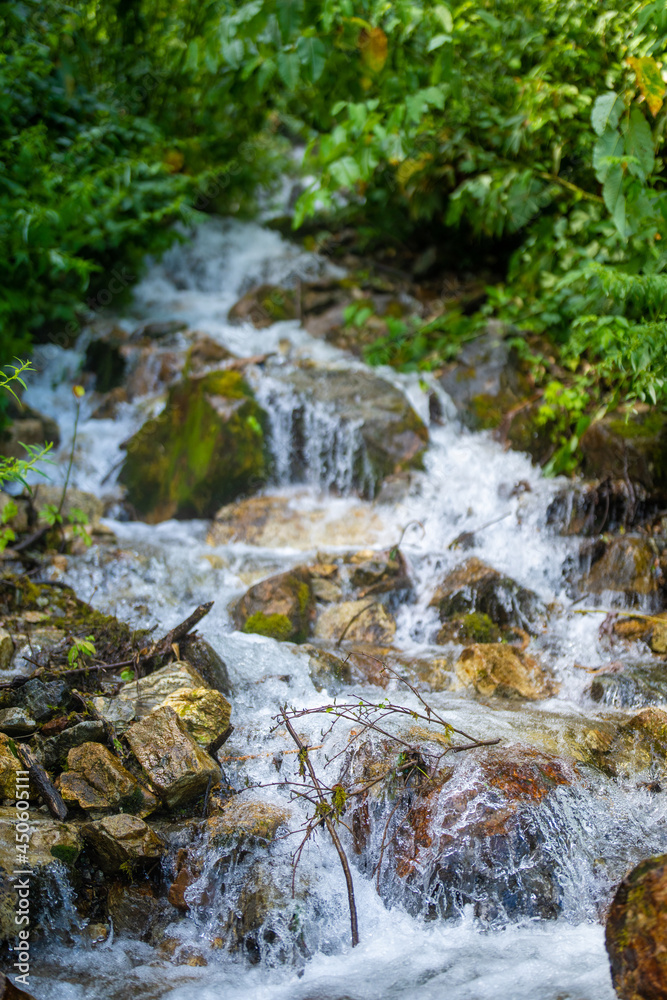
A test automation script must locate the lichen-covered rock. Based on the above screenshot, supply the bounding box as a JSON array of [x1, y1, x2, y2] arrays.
[[162, 687, 231, 746], [596, 707, 667, 780], [93, 661, 208, 731], [267, 367, 428, 497], [208, 493, 389, 550], [81, 813, 165, 874], [233, 567, 314, 643], [118, 371, 267, 522], [207, 797, 291, 843], [0, 808, 82, 871], [58, 742, 158, 817], [455, 644, 555, 700], [606, 854, 667, 1000], [314, 599, 396, 645], [126, 705, 220, 809], [581, 535, 662, 598], [429, 558, 544, 634], [0, 733, 30, 801]]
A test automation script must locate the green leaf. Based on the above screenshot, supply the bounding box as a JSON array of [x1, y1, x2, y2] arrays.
[[603, 166, 626, 235], [625, 107, 655, 179], [277, 0, 303, 41], [296, 36, 327, 82], [593, 128, 624, 182], [433, 3, 453, 32], [277, 51, 300, 89], [330, 155, 361, 187], [591, 92, 622, 136]]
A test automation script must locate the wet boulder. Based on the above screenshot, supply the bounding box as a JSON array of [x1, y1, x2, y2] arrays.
[[106, 881, 164, 940], [208, 493, 389, 550], [162, 687, 231, 747], [0, 707, 36, 737], [185, 335, 236, 374], [84, 328, 127, 393], [589, 662, 667, 710], [348, 548, 411, 600], [581, 410, 667, 496], [228, 284, 297, 328], [595, 707, 667, 781], [126, 705, 220, 809], [118, 371, 267, 522], [606, 854, 667, 1000], [233, 566, 314, 643], [0, 808, 82, 872], [314, 599, 396, 646], [266, 367, 428, 497], [454, 643, 555, 700], [58, 742, 158, 817], [207, 796, 291, 844], [358, 744, 576, 922], [580, 535, 663, 600], [547, 479, 652, 537], [429, 557, 544, 635], [81, 813, 165, 874]]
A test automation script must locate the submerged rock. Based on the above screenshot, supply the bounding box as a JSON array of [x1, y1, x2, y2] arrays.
[[267, 367, 428, 497], [356, 744, 576, 922], [126, 705, 220, 809], [233, 567, 314, 643], [606, 854, 667, 1000], [81, 813, 165, 874], [455, 644, 555, 700], [589, 662, 667, 710], [106, 881, 164, 940], [314, 599, 396, 645], [118, 371, 267, 522], [430, 557, 544, 634]]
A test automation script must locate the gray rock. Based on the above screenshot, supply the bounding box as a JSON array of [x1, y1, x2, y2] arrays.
[[0, 707, 36, 737], [21, 678, 66, 722], [43, 721, 106, 770]]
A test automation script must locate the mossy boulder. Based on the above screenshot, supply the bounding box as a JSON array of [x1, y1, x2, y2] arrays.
[[233, 567, 314, 643], [429, 557, 544, 635], [118, 371, 267, 522], [606, 854, 667, 1000]]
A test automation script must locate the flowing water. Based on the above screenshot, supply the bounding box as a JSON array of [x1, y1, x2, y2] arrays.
[[19, 217, 667, 999]]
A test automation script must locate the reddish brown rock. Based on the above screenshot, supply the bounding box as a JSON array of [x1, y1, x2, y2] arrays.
[[606, 854, 667, 999]]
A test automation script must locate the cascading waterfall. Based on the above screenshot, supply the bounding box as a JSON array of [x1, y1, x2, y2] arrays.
[[17, 216, 667, 1000]]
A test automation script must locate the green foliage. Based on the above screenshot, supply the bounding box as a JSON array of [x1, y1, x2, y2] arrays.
[[0, 361, 51, 490], [67, 635, 96, 668]]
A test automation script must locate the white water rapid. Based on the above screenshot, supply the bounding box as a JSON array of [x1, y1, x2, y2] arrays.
[[20, 217, 667, 1000]]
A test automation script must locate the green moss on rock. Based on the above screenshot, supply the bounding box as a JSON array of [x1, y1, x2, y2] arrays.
[[243, 612, 294, 641], [118, 371, 268, 521]]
